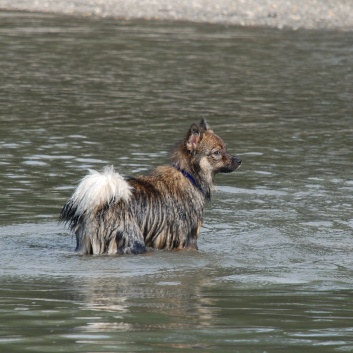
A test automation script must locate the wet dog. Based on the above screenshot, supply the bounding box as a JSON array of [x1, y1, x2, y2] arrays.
[[60, 119, 241, 255]]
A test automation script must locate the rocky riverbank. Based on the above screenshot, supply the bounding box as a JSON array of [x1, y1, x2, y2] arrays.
[[1, 0, 353, 30]]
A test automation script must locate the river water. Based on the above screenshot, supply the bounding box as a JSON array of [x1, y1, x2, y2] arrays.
[[1, 11, 353, 353]]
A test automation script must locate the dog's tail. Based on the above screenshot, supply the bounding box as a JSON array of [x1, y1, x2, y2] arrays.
[[60, 166, 132, 253]]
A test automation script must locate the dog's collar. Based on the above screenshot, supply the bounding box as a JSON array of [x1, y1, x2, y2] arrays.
[[172, 163, 203, 193]]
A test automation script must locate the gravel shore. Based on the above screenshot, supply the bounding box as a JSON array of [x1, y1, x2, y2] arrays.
[[1, 0, 353, 30]]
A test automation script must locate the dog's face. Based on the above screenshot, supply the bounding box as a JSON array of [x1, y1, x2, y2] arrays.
[[186, 119, 241, 176]]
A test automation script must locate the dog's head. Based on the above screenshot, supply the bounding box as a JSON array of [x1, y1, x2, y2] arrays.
[[185, 118, 241, 175], [172, 119, 241, 197]]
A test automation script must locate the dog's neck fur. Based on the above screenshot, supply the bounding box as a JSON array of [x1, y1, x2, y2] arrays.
[[172, 163, 203, 193], [171, 144, 213, 199]]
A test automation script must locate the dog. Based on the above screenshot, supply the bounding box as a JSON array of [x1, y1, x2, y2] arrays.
[[60, 119, 241, 255]]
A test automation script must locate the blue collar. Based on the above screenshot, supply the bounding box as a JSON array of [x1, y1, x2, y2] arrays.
[[173, 163, 203, 193]]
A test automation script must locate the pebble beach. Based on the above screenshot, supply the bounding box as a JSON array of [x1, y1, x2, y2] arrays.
[[1, 0, 353, 30]]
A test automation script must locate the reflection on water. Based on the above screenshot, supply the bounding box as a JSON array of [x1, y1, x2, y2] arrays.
[[2, 275, 353, 352], [1, 11, 353, 353]]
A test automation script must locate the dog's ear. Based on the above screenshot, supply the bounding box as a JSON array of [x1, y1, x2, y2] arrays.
[[199, 118, 211, 131], [186, 123, 202, 152]]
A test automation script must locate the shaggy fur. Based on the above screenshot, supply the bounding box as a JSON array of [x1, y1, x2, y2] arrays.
[[60, 119, 241, 255]]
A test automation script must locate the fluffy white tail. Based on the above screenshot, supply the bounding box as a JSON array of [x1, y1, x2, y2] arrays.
[[70, 165, 132, 216]]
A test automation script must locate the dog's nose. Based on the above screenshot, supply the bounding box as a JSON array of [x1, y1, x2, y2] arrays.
[[232, 156, 242, 165]]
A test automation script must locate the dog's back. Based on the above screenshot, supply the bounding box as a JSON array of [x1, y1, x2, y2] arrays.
[[127, 166, 205, 250]]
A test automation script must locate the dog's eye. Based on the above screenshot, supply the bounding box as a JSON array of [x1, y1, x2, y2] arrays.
[[212, 149, 222, 159]]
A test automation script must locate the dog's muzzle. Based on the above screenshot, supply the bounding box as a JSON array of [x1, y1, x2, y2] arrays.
[[232, 156, 242, 166], [217, 155, 242, 173]]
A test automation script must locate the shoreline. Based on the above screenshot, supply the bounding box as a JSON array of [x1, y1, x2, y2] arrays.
[[1, 0, 353, 30]]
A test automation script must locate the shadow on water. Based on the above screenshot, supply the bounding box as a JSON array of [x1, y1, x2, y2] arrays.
[[0, 11, 353, 353]]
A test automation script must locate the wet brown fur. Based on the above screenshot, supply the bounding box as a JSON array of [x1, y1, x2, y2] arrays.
[[60, 119, 241, 255]]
